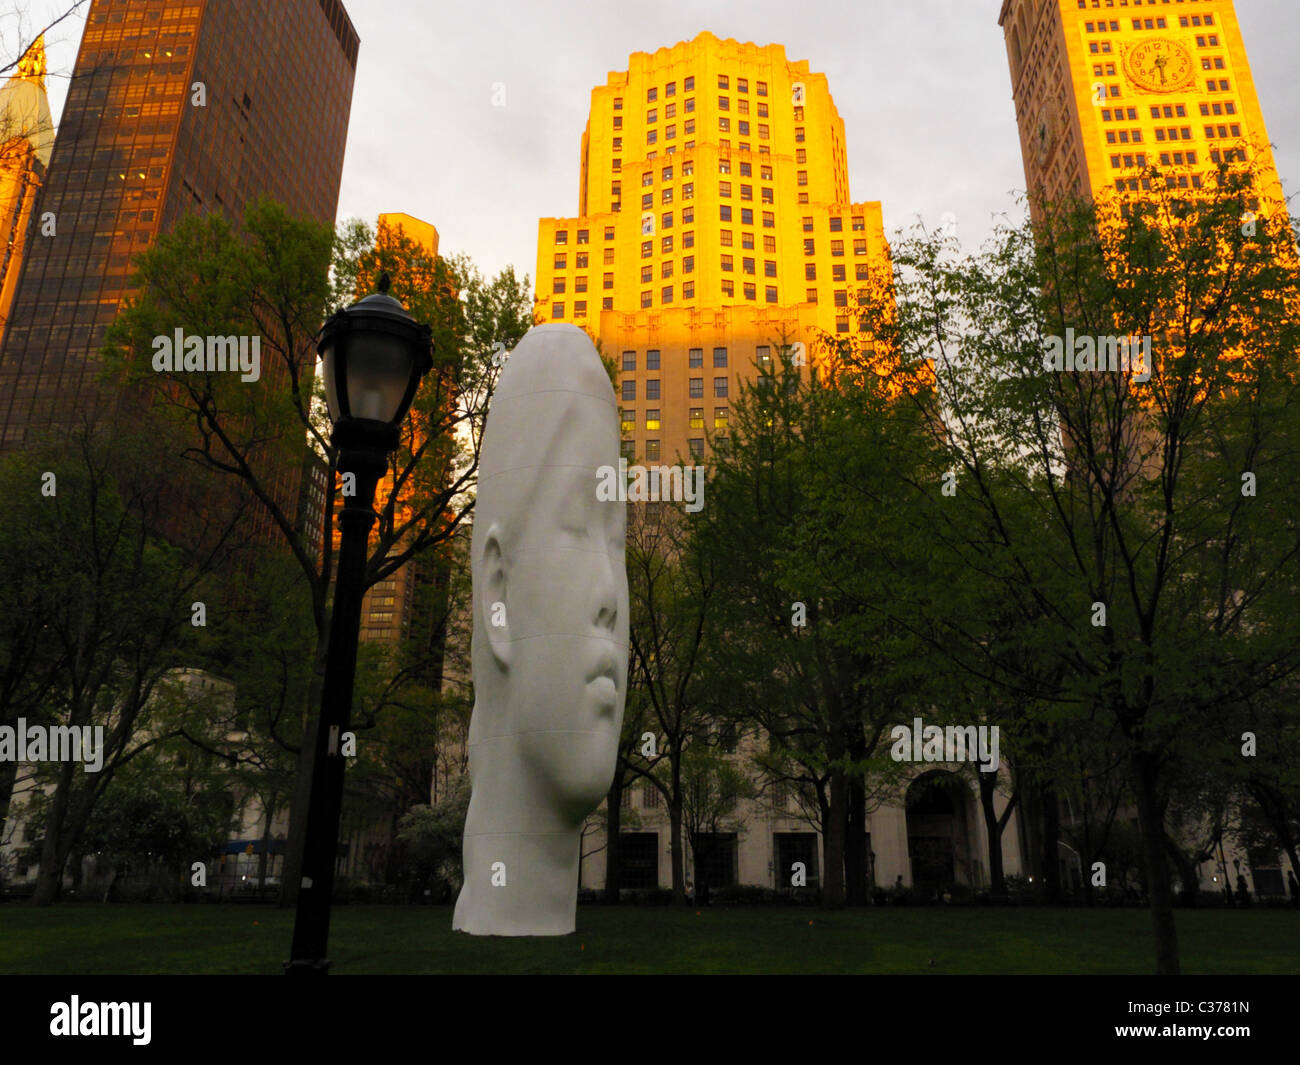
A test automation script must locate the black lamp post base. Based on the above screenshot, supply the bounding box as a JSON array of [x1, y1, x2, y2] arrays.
[[283, 957, 333, 976]]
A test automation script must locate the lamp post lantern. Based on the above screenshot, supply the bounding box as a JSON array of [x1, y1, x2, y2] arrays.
[[285, 273, 432, 975]]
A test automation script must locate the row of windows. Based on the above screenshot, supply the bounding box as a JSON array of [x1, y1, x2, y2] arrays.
[[623, 348, 730, 371], [619, 408, 731, 431], [643, 97, 775, 123], [621, 379, 730, 400], [621, 438, 724, 461], [634, 75, 771, 105], [554, 226, 617, 245], [1077, 1, 1214, 25], [1114, 174, 1204, 192]]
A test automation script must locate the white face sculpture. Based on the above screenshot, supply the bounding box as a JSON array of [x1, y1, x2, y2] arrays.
[[470, 324, 629, 828]]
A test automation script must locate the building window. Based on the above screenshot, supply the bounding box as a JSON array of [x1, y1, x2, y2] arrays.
[[684, 230, 695, 248], [714, 407, 729, 429], [552, 302, 564, 317], [641, 290, 652, 308], [714, 377, 728, 398], [622, 380, 636, 401], [683, 280, 694, 298], [806, 288, 818, 303], [689, 407, 704, 428], [854, 239, 867, 255], [556, 231, 568, 244], [765, 286, 777, 303], [623, 351, 636, 372], [554, 254, 567, 270], [721, 279, 734, 297], [741, 209, 753, 225], [688, 438, 704, 458], [621, 409, 635, 433], [645, 409, 660, 429], [743, 257, 755, 275], [832, 264, 845, 282], [805, 264, 816, 280], [647, 86, 657, 102], [645, 440, 661, 461], [743, 283, 756, 300], [689, 348, 703, 368], [721, 254, 733, 272], [683, 255, 695, 273], [646, 349, 660, 370], [685, 76, 695, 91], [690, 377, 704, 398], [831, 240, 844, 256], [641, 265, 653, 283], [604, 272, 614, 289], [661, 285, 673, 303], [764, 260, 776, 277], [804, 239, 815, 255]]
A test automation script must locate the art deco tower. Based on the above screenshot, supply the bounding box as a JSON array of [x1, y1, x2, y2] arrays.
[[0, 36, 53, 351], [535, 31, 890, 465], [997, 0, 1284, 214], [0, 0, 358, 451]]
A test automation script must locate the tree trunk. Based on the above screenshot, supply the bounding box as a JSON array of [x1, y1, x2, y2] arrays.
[[979, 771, 1007, 895], [669, 798, 684, 903], [1042, 784, 1061, 903], [845, 732, 868, 905], [257, 795, 276, 893], [604, 776, 622, 903], [822, 762, 847, 908], [32, 758, 76, 906], [1130, 751, 1180, 975], [0, 758, 17, 853]]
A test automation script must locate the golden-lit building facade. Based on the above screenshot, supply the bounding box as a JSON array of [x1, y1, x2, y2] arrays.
[[535, 31, 889, 463], [340, 212, 440, 645], [0, 36, 53, 352], [998, 0, 1284, 214]]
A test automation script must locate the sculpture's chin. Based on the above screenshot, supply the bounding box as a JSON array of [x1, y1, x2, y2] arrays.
[[526, 730, 619, 820]]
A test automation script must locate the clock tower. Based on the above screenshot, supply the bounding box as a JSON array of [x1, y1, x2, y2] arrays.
[[997, 0, 1284, 219]]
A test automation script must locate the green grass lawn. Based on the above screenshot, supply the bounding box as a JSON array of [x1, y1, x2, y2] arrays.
[[1, 903, 1296, 974]]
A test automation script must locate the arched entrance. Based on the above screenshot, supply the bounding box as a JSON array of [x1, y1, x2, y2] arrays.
[[905, 771, 972, 900]]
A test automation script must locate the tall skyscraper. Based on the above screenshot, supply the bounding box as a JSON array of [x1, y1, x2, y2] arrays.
[[535, 31, 890, 464], [0, 36, 53, 352], [0, 0, 358, 452], [998, 0, 1284, 214]]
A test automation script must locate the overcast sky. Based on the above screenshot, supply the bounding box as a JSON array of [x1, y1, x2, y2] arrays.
[[15, 0, 1300, 284]]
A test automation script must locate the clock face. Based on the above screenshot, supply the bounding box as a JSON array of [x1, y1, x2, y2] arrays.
[[1125, 38, 1195, 92]]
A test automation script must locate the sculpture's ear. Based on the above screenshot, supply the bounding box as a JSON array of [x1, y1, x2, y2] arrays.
[[479, 522, 510, 670]]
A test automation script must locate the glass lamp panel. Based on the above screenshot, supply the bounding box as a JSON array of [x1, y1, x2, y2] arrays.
[[322, 339, 343, 423], [343, 333, 414, 423]]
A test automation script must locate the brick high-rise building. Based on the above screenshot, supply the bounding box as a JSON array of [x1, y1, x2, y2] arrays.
[[0, 0, 358, 454], [535, 31, 890, 464], [0, 36, 53, 352], [998, 0, 1284, 215]]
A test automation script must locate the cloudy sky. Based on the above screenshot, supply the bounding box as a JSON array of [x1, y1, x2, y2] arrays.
[[15, 0, 1300, 284]]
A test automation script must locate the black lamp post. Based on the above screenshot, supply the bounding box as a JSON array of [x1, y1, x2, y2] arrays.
[[285, 274, 432, 975]]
